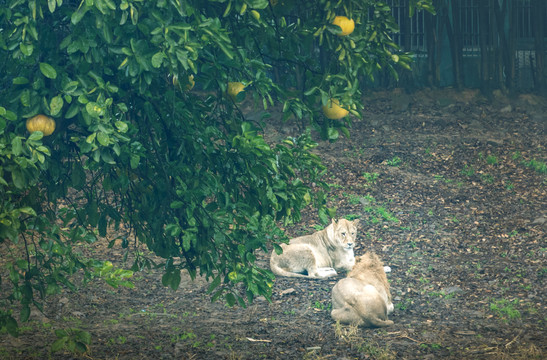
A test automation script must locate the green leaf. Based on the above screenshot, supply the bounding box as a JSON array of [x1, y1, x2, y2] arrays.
[[98, 214, 107, 237], [20, 43, 33, 56], [114, 120, 128, 132], [169, 270, 181, 290], [13, 76, 29, 85], [11, 136, 22, 156], [207, 275, 221, 294], [225, 293, 236, 307], [19, 207, 37, 216], [50, 95, 64, 116], [65, 102, 79, 119], [327, 127, 339, 140], [71, 5, 89, 24], [97, 132, 110, 146], [39, 63, 57, 79], [28, 132, 43, 141], [85, 102, 103, 118], [48, 0, 56, 12], [51, 338, 67, 353], [130, 154, 140, 169], [4, 316, 19, 337], [20, 305, 30, 322], [151, 52, 164, 68]]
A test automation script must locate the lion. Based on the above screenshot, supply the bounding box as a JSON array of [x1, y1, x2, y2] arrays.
[[269, 219, 359, 279], [331, 252, 394, 327]]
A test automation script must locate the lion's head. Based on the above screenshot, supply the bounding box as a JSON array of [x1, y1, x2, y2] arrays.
[[327, 218, 360, 250]]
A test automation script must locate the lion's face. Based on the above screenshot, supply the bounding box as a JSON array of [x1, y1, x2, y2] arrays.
[[330, 219, 359, 250]]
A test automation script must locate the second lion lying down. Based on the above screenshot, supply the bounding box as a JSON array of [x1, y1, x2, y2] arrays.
[[270, 219, 359, 279], [331, 252, 394, 327]]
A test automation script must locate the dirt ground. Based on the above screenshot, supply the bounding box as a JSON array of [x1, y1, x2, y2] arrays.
[[1, 89, 546, 359]]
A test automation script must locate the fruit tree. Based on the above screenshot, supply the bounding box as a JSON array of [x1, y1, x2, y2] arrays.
[[0, 0, 433, 336]]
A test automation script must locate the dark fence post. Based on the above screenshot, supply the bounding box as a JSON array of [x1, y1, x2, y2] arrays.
[[478, 0, 492, 93], [532, 0, 546, 93]]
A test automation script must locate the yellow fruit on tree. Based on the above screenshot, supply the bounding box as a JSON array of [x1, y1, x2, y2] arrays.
[[26, 114, 56, 136], [332, 16, 355, 36], [322, 99, 349, 119], [227, 82, 246, 101]]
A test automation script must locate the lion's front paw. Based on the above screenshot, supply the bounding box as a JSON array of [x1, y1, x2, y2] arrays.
[[317, 267, 338, 278]]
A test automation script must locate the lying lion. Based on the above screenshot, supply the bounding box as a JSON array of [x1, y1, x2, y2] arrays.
[[270, 219, 359, 279], [331, 252, 394, 327]]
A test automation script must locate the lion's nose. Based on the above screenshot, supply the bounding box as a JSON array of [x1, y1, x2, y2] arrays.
[[347, 242, 353, 248]]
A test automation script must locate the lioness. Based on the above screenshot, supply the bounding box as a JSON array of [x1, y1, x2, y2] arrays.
[[331, 252, 394, 327], [270, 219, 359, 279]]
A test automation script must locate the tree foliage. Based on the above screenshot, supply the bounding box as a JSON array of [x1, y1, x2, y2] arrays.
[[0, 0, 433, 336]]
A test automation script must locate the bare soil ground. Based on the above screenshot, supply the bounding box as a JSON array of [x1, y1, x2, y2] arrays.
[[1, 89, 546, 359]]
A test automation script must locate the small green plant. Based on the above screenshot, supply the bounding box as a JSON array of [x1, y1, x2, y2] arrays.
[[312, 301, 330, 311], [395, 298, 413, 311], [327, 182, 343, 189], [345, 213, 361, 221], [363, 172, 379, 185], [490, 298, 521, 321], [523, 159, 547, 174], [386, 156, 402, 167], [461, 164, 475, 177], [171, 330, 197, 343], [429, 290, 455, 299], [342, 192, 362, 205], [486, 155, 498, 165], [480, 173, 494, 184], [512, 151, 522, 161], [364, 205, 399, 223]]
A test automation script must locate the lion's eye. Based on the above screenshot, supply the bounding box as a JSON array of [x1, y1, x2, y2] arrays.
[[341, 232, 346, 237]]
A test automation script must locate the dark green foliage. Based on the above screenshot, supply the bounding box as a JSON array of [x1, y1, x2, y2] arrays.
[[0, 0, 433, 340]]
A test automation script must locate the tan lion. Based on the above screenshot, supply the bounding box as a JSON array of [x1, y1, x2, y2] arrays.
[[331, 252, 394, 327], [270, 219, 359, 279]]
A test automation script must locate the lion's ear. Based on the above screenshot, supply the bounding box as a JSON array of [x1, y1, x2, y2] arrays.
[[353, 219, 360, 227], [327, 221, 335, 238]]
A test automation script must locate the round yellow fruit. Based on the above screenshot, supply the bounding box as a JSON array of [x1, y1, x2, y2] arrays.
[[26, 114, 56, 136], [227, 82, 246, 101], [322, 99, 349, 119], [332, 16, 355, 36]]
